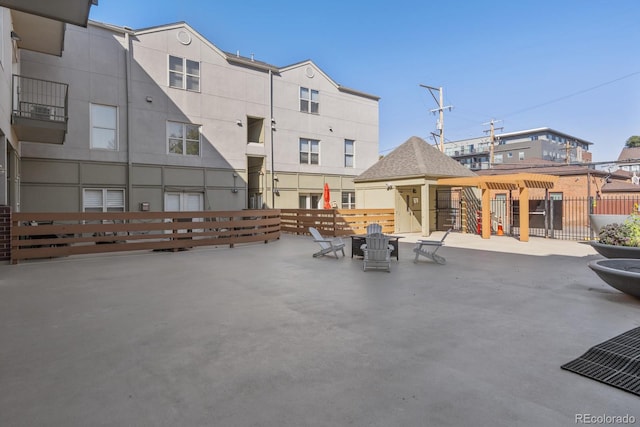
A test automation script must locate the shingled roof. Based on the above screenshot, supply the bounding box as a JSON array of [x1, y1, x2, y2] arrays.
[[355, 136, 476, 182], [617, 146, 640, 162]]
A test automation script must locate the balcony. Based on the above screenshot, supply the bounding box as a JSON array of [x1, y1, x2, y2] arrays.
[[11, 75, 68, 144]]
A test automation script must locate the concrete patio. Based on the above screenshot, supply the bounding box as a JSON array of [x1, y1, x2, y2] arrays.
[[1, 232, 638, 426]]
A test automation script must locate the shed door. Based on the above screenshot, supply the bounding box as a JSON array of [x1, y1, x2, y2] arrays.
[[396, 186, 421, 233]]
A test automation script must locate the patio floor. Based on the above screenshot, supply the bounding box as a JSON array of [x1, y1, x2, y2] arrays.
[[1, 233, 638, 426]]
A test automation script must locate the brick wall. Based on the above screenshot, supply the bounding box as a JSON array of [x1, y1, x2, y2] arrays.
[[0, 206, 10, 261]]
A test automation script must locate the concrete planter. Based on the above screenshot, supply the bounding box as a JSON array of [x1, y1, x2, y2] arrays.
[[588, 258, 640, 298], [590, 241, 640, 259], [589, 214, 629, 235]]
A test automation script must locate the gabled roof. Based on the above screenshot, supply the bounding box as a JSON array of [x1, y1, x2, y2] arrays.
[[279, 60, 380, 101], [617, 147, 640, 162], [112, 22, 379, 100], [355, 136, 476, 182]]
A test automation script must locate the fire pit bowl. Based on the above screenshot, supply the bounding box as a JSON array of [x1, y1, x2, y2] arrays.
[[588, 258, 640, 298]]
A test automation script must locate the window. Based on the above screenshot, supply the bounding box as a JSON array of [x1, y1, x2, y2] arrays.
[[507, 152, 513, 158], [550, 192, 563, 201], [519, 151, 525, 160], [299, 138, 319, 164], [168, 121, 201, 156], [345, 140, 354, 167], [494, 154, 503, 163], [300, 87, 319, 113], [91, 104, 117, 150], [165, 192, 203, 211], [342, 192, 355, 209], [169, 55, 200, 91], [83, 189, 125, 212], [299, 194, 322, 209]]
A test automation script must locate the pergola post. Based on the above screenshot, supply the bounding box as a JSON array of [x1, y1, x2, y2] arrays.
[[519, 186, 530, 242], [481, 186, 491, 239]]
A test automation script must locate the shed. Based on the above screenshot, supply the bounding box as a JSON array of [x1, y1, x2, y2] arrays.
[[354, 136, 476, 236]]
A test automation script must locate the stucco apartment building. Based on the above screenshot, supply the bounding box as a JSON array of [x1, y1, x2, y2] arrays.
[[2, 6, 380, 214]]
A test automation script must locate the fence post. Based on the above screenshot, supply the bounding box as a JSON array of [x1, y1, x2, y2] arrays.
[[332, 209, 337, 237], [0, 205, 10, 262]]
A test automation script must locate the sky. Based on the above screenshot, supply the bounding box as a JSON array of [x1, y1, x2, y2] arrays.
[[89, 0, 640, 163]]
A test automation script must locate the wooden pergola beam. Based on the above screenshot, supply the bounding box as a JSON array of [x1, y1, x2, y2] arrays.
[[438, 173, 558, 241]]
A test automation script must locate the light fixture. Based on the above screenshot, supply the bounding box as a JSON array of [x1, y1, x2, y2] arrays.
[[232, 173, 239, 193], [273, 175, 280, 196], [10, 31, 21, 42], [386, 183, 393, 191], [145, 96, 153, 103], [236, 119, 242, 127]]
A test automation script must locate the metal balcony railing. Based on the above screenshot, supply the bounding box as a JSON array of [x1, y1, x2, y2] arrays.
[[11, 75, 68, 144]]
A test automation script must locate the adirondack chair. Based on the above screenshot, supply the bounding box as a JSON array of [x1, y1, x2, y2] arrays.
[[366, 223, 383, 235], [361, 233, 393, 272], [309, 227, 345, 259], [413, 228, 452, 265]]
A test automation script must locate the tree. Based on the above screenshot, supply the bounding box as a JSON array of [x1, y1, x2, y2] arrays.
[[626, 136, 640, 148]]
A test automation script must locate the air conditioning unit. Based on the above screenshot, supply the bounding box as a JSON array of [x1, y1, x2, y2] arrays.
[[31, 104, 54, 120]]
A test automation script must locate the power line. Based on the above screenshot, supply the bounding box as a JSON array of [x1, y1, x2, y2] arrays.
[[502, 70, 640, 118]]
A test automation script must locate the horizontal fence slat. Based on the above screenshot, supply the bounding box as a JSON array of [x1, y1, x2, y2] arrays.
[[280, 208, 394, 237], [10, 210, 280, 263]]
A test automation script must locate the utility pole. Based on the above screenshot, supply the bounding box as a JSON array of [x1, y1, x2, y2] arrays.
[[482, 119, 503, 167], [420, 84, 452, 152]]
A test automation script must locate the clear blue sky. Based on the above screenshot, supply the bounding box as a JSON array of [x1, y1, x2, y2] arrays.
[[89, 0, 640, 163]]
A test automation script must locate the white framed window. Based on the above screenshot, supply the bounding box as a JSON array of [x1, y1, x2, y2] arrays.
[[83, 189, 125, 212], [300, 87, 319, 113], [299, 138, 319, 165], [494, 154, 503, 164], [90, 104, 117, 150], [519, 151, 525, 160], [164, 192, 204, 234], [299, 193, 322, 209], [345, 139, 354, 167], [342, 192, 355, 209], [169, 55, 200, 91], [167, 121, 201, 156], [164, 192, 203, 211]]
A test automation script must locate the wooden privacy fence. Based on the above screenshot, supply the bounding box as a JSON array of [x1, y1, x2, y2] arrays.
[[11, 210, 280, 264], [280, 209, 394, 236]]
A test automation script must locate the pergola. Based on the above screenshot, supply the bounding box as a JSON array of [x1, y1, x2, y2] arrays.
[[437, 173, 558, 242]]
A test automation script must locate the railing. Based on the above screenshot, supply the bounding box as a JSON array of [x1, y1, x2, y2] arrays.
[[281, 209, 394, 237], [462, 195, 640, 241], [10, 210, 280, 264], [12, 75, 68, 122]]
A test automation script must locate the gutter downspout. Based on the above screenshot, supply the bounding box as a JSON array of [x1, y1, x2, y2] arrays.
[[125, 30, 133, 210], [269, 69, 275, 208]]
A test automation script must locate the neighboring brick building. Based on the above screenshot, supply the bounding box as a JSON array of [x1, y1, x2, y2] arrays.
[[476, 161, 630, 199]]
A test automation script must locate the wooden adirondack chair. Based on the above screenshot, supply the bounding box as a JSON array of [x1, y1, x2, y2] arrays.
[[361, 233, 393, 272], [309, 227, 345, 259], [413, 228, 452, 265]]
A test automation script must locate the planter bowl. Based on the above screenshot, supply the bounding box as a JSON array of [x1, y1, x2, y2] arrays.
[[590, 241, 640, 259], [589, 214, 629, 235], [588, 258, 640, 298]]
